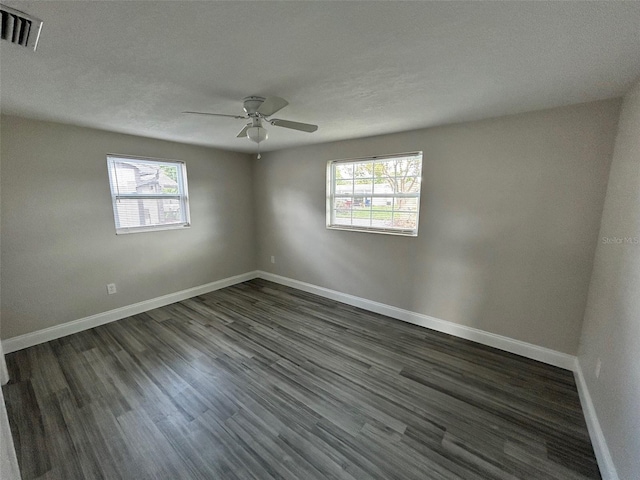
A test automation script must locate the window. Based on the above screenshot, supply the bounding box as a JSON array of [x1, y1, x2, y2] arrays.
[[327, 152, 422, 236], [107, 155, 190, 234]]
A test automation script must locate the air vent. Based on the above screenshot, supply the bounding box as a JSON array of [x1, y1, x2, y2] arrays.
[[0, 3, 42, 51]]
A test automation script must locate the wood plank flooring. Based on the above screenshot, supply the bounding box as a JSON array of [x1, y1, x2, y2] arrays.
[[3, 279, 601, 479]]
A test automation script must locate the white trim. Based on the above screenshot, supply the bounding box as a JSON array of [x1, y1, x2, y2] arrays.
[[2, 268, 612, 477], [115, 222, 191, 235], [3, 269, 576, 370], [326, 152, 423, 237], [574, 360, 619, 480], [326, 224, 417, 237], [256, 271, 576, 371], [1, 271, 259, 354], [107, 154, 191, 235]]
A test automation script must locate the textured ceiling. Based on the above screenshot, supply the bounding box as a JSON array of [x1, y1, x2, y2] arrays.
[[1, 1, 640, 153]]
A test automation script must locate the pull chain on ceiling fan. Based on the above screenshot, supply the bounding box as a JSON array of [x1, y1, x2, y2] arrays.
[[183, 96, 318, 158]]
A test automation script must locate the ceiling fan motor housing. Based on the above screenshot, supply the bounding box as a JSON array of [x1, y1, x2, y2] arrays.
[[243, 96, 266, 115]]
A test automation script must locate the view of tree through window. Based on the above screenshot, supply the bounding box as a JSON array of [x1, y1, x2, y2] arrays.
[[107, 155, 190, 234], [327, 152, 423, 236]]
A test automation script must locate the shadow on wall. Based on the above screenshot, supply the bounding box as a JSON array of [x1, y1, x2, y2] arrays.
[[409, 203, 486, 324], [266, 166, 593, 354]]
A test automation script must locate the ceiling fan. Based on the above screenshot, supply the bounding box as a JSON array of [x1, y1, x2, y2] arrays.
[[183, 96, 318, 158]]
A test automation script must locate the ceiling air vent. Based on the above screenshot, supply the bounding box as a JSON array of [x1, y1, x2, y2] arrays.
[[0, 3, 42, 51]]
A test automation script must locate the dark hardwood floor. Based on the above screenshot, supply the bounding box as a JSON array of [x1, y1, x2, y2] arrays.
[[3, 279, 600, 479]]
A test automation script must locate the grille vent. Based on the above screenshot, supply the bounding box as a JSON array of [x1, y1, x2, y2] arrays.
[[0, 4, 42, 51]]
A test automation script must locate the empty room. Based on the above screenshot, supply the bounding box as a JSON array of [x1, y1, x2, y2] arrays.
[[1, 1, 639, 479]]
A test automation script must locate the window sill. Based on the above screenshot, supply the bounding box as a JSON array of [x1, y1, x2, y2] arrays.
[[326, 224, 417, 237], [115, 223, 191, 235]]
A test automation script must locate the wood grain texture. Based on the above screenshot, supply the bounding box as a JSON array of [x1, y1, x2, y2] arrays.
[[2, 279, 601, 479]]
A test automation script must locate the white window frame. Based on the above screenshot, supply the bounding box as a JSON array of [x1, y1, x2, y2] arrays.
[[326, 152, 423, 237], [107, 154, 191, 234]]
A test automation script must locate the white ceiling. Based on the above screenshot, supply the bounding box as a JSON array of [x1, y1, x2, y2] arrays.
[[1, 1, 640, 153]]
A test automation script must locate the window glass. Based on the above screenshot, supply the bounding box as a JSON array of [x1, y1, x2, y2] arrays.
[[327, 152, 422, 236], [107, 155, 190, 234]]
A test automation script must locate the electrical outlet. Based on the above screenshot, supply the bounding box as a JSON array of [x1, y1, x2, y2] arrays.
[[107, 283, 117, 295], [595, 358, 602, 378], [271, 255, 276, 264]]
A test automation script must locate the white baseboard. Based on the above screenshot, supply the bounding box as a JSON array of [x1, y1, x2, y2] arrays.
[[2, 269, 612, 477], [2, 269, 576, 371], [574, 360, 619, 480], [256, 271, 576, 371], [1, 271, 259, 354]]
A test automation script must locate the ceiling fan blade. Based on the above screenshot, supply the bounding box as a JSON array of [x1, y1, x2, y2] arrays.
[[182, 111, 246, 119], [257, 96, 289, 116], [237, 124, 250, 138], [269, 118, 318, 133]]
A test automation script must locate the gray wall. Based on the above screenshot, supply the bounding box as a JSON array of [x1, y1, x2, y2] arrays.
[[578, 80, 640, 479], [0, 116, 256, 340], [254, 100, 621, 355]]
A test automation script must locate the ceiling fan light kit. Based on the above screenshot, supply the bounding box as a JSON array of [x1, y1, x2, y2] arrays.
[[183, 95, 318, 157], [247, 125, 268, 144]]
